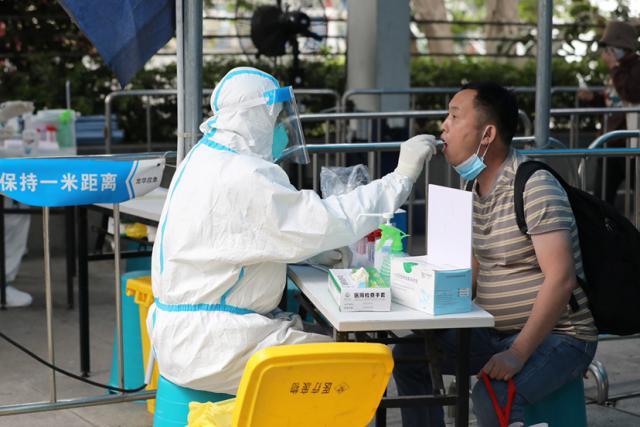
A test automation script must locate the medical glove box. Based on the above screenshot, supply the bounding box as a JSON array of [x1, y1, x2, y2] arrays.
[[328, 268, 391, 312], [390, 184, 473, 315], [390, 256, 471, 315]]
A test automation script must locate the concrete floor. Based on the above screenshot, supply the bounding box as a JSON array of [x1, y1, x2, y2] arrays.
[[1, 254, 640, 426]]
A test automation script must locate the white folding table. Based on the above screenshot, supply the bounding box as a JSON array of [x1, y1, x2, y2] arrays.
[[288, 265, 494, 427]]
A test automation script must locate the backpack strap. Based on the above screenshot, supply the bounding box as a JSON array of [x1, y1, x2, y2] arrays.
[[514, 160, 579, 312], [464, 179, 475, 192], [513, 161, 567, 234]]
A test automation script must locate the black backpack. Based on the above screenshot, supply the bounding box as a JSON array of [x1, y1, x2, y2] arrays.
[[514, 160, 640, 336]]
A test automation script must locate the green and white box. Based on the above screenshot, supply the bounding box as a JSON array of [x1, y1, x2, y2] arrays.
[[390, 256, 472, 315], [390, 185, 473, 315], [328, 268, 391, 312]]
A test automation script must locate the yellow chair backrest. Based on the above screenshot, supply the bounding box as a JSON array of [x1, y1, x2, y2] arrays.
[[232, 342, 393, 427]]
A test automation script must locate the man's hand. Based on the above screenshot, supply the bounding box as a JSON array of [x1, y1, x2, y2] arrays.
[[478, 349, 525, 381]]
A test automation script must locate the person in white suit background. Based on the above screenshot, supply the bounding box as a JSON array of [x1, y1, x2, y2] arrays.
[[0, 101, 35, 307]]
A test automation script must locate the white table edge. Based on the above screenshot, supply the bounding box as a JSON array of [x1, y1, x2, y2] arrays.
[[288, 265, 494, 333]]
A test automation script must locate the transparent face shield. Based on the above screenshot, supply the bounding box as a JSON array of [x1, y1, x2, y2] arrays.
[[206, 86, 309, 164], [269, 87, 309, 165]]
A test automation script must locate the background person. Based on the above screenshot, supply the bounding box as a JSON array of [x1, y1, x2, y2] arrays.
[[0, 100, 35, 307], [578, 20, 640, 206]]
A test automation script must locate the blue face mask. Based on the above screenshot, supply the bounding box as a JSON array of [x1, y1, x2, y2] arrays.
[[272, 124, 289, 161], [453, 127, 490, 181]]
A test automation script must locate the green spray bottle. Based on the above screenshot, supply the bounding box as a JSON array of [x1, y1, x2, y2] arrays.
[[358, 212, 409, 284], [377, 222, 408, 286], [358, 212, 408, 285]]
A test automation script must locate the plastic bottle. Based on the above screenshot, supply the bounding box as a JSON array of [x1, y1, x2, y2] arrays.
[[366, 229, 381, 267], [57, 109, 75, 148], [359, 212, 395, 270], [358, 212, 409, 284], [21, 129, 38, 155], [45, 125, 57, 143], [377, 223, 408, 286]]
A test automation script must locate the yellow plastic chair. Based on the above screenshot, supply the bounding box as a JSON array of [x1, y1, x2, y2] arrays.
[[189, 342, 393, 427], [125, 276, 159, 413]]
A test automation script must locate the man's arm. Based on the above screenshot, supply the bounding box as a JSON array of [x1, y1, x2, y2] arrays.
[[510, 230, 577, 360], [480, 229, 576, 380]]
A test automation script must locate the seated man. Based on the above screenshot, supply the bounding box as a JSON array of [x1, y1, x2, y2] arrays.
[[393, 81, 597, 427], [147, 66, 437, 395]]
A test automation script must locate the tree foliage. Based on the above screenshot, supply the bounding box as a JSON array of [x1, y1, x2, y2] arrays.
[[0, 1, 119, 114]]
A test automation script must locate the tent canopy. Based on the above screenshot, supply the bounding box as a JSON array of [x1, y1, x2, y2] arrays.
[[59, 0, 176, 87]]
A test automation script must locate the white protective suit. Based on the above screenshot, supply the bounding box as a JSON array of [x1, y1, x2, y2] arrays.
[[148, 67, 418, 394], [1, 101, 34, 307], [4, 198, 30, 283]]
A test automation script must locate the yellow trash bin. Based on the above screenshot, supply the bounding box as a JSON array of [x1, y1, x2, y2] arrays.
[[125, 276, 159, 413]]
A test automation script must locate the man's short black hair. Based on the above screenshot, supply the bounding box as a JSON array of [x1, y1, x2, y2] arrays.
[[460, 81, 519, 145]]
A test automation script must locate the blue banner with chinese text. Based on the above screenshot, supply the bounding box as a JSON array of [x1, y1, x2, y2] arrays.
[[0, 157, 165, 207]]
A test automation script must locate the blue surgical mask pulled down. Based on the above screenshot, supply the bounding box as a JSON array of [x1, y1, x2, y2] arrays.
[[272, 123, 289, 161], [454, 127, 491, 181]]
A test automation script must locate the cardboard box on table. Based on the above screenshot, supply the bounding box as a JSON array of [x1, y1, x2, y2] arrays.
[[328, 268, 391, 312], [390, 185, 473, 315]]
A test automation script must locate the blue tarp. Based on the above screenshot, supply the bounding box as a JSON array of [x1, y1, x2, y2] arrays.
[[58, 0, 175, 87]]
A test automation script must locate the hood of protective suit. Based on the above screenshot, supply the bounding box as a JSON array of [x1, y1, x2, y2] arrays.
[[199, 67, 281, 162]]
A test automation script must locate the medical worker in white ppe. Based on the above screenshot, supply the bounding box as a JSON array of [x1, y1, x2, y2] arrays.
[[148, 67, 437, 394]]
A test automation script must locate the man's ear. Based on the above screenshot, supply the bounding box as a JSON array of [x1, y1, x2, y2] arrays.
[[481, 124, 498, 146]]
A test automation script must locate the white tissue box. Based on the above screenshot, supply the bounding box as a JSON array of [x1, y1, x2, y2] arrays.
[[328, 268, 391, 312], [390, 256, 471, 315]]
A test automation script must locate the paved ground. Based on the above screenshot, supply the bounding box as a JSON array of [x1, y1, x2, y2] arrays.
[[1, 253, 639, 426]]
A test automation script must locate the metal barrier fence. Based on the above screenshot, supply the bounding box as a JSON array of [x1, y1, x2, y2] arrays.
[[550, 106, 640, 149], [105, 86, 628, 154], [341, 86, 605, 111], [578, 129, 640, 220], [104, 88, 340, 154], [341, 87, 638, 149], [2, 134, 640, 416], [104, 87, 640, 160]]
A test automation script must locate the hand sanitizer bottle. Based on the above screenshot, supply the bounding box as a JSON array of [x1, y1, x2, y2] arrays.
[[377, 223, 408, 286]]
